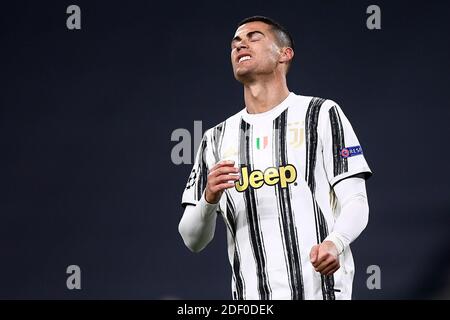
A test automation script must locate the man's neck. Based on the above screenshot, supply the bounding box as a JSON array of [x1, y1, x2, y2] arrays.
[[243, 78, 290, 114]]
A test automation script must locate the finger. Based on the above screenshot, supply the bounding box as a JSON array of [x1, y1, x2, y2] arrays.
[[315, 261, 329, 273], [216, 166, 239, 175], [324, 264, 340, 276], [210, 160, 236, 172], [311, 254, 324, 268], [315, 249, 331, 266], [321, 261, 339, 275], [210, 166, 239, 178], [214, 174, 240, 184], [208, 172, 239, 187], [310, 245, 319, 264], [326, 265, 340, 276], [211, 160, 234, 170], [315, 257, 336, 273]]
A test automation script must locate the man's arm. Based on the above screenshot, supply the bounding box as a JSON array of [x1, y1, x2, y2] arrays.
[[179, 160, 240, 252], [310, 177, 369, 275], [325, 176, 369, 253], [178, 194, 219, 253]]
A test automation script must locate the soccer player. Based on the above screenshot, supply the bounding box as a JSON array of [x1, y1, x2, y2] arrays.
[[178, 16, 372, 300]]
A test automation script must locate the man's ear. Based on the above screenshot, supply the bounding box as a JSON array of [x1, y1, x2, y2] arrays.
[[279, 47, 294, 64]]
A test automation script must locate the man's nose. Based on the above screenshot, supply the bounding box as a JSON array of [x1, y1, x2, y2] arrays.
[[237, 40, 248, 51]]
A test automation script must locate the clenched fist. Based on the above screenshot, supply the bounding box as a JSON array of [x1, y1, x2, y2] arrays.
[[310, 241, 340, 276]]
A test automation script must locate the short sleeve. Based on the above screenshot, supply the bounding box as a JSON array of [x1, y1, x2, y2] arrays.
[[181, 131, 211, 207], [319, 101, 373, 188]]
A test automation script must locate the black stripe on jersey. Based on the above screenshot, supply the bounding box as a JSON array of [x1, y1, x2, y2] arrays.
[[329, 105, 348, 177], [226, 195, 245, 300], [225, 195, 236, 236], [195, 137, 208, 201], [304, 97, 324, 193], [239, 118, 271, 300], [211, 122, 226, 161], [273, 109, 305, 300], [305, 98, 336, 300], [313, 201, 336, 300]]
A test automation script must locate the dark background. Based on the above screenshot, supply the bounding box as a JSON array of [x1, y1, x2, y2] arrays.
[[1, 0, 449, 299]]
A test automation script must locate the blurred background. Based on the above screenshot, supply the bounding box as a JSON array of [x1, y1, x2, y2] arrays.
[[1, 0, 449, 299]]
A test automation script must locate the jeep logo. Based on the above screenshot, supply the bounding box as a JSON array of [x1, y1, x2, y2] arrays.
[[235, 164, 297, 192]]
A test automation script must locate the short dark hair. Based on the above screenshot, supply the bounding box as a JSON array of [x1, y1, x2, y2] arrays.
[[237, 16, 295, 51]]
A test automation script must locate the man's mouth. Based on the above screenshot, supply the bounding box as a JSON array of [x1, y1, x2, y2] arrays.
[[238, 55, 252, 63]]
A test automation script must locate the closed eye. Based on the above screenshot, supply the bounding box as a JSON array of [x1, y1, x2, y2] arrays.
[[247, 31, 264, 42], [249, 32, 264, 42], [230, 30, 265, 49]]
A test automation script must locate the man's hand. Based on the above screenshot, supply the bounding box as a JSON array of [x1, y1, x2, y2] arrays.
[[205, 160, 240, 204], [310, 241, 340, 276]]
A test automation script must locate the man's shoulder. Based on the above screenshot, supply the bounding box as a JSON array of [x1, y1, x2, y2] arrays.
[[223, 107, 246, 125], [203, 108, 245, 137], [290, 92, 339, 110]]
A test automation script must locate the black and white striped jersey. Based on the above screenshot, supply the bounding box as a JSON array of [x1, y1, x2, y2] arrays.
[[181, 92, 372, 300]]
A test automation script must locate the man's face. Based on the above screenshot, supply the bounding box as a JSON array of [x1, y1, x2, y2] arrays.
[[231, 21, 283, 82]]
